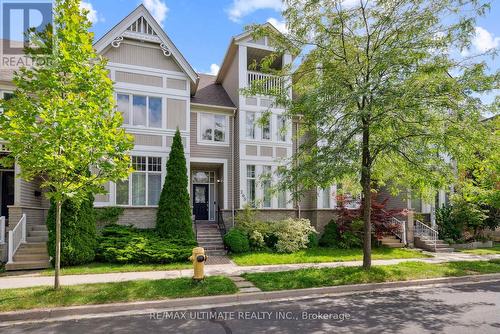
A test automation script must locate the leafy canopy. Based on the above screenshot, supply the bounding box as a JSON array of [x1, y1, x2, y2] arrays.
[[0, 0, 133, 203]]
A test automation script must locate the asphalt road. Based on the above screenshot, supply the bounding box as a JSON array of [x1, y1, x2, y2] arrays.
[[3, 280, 500, 334]]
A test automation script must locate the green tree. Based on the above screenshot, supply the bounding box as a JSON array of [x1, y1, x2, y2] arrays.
[[0, 0, 133, 288], [46, 193, 97, 266], [156, 129, 195, 241], [248, 0, 498, 268]]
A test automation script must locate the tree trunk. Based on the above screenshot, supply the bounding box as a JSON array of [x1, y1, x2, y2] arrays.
[[54, 201, 62, 290], [361, 122, 372, 269]]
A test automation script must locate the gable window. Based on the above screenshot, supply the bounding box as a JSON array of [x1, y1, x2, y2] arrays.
[[199, 113, 228, 144], [115, 155, 162, 206], [246, 112, 256, 139], [117, 93, 163, 128], [277, 115, 286, 141]]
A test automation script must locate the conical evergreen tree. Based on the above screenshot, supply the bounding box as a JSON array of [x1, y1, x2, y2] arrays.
[[156, 129, 195, 241]]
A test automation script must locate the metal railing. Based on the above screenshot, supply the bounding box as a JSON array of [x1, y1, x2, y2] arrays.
[[216, 206, 227, 240], [7, 214, 26, 263], [389, 216, 407, 245], [415, 219, 438, 251], [247, 71, 284, 96], [0, 216, 5, 244]]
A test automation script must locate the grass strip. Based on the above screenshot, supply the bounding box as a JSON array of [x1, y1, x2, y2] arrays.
[[0, 276, 237, 312], [39, 262, 192, 276], [459, 243, 500, 255], [243, 260, 500, 291], [230, 247, 430, 266]]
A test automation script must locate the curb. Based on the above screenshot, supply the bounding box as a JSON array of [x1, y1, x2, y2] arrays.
[[1, 273, 500, 325]]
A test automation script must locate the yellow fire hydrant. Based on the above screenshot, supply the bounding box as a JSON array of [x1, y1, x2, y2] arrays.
[[189, 247, 208, 280]]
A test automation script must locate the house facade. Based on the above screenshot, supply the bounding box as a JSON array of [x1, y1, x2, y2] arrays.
[[0, 5, 442, 268]]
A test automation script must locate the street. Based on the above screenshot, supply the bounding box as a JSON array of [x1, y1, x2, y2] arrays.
[[3, 280, 500, 334]]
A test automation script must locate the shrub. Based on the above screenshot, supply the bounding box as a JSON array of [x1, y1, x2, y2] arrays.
[[47, 193, 97, 266], [436, 205, 462, 242], [96, 224, 195, 264], [307, 232, 319, 248], [95, 207, 124, 226], [319, 220, 341, 247], [452, 198, 488, 240], [273, 218, 317, 253], [224, 228, 250, 253], [249, 230, 265, 250], [156, 129, 195, 242]]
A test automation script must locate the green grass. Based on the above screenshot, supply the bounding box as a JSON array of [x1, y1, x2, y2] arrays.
[[40, 262, 192, 276], [243, 260, 500, 291], [229, 247, 430, 266], [0, 276, 238, 312], [459, 243, 500, 255]]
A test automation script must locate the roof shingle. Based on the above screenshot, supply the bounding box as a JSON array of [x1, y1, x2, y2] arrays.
[[191, 74, 235, 109]]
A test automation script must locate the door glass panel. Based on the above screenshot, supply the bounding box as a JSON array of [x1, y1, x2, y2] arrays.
[[195, 186, 206, 203]]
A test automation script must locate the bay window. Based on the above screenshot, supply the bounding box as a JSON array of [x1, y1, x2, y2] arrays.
[[199, 113, 228, 143], [115, 155, 163, 206]]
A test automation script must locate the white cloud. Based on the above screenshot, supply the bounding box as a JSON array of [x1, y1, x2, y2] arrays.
[[143, 0, 169, 26], [80, 1, 99, 24], [267, 17, 287, 33], [208, 64, 220, 75], [472, 27, 500, 53], [227, 0, 283, 22]]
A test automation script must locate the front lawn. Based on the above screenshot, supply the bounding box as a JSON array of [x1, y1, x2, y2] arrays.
[[459, 243, 500, 255], [0, 276, 237, 312], [41, 261, 192, 276], [229, 247, 430, 266], [243, 260, 500, 291]]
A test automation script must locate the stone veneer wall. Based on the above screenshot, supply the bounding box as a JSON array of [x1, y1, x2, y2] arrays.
[[115, 208, 158, 229], [7, 206, 49, 227]]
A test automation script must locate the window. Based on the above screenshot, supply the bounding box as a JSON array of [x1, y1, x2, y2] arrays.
[[115, 155, 162, 206], [0, 91, 14, 114], [262, 116, 271, 140], [246, 112, 256, 139], [322, 188, 330, 209], [277, 115, 286, 141], [262, 166, 272, 208], [199, 113, 228, 143], [246, 165, 256, 205], [117, 93, 163, 128], [277, 172, 287, 208]]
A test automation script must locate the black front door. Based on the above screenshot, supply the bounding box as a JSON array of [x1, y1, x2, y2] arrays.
[[1, 171, 15, 219], [193, 184, 209, 220]]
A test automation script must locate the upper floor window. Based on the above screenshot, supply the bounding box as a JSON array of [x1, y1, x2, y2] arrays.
[[117, 93, 162, 128], [199, 113, 228, 144], [262, 117, 271, 140], [277, 115, 287, 142], [246, 112, 256, 139]]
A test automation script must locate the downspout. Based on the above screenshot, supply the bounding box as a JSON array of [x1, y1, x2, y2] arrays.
[[231, 108, 236, 227]]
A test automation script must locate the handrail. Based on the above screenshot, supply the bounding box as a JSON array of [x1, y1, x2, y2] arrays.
[[216, 206, 227, 240], [7, 214, 26, 263], [247, 71, 284, 96], [389, 216, 407, 245], [415, 219, 438, 251], [0, 216, 5, 244]]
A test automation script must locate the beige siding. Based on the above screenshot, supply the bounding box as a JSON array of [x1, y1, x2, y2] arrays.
[[166, 78, 187, 90], [115, 71, 163, 87], [20, 178, 47, 208], [166, 98, 187, 130], [221, 51, 239, 107], [246, 145, 258, 156], [260, 146, 273, 157], [133, 134, 163, 147], [103, 41, 182, 72], [190, 112, 234, 210], [276, 147, 287, 158]]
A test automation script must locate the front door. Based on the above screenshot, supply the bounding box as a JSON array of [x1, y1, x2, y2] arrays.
[[0, 171, 15, 219], [193, 184, 209, 221]]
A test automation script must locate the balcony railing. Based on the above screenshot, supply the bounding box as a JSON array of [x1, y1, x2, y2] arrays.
[[247, 71, 285, 96]]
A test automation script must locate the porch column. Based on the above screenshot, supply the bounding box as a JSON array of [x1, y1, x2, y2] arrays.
[[406, 210, 415, 248]]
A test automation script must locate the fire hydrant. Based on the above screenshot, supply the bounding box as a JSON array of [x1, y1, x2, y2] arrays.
[[189, 247, 208, 280]]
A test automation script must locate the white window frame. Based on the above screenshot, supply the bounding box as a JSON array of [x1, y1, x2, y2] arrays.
[[116, 92, 163, 129], [261, 115, 271, 141], [0, 90, 14, 114], [246, 165, 256, 206], [197, 112, 229, 145], [115, 155, 163, 207], [317, 185, 337, 209], [261, 165, 272, 208], [246, 111, 256, 139], [277, 115, 287, 142]]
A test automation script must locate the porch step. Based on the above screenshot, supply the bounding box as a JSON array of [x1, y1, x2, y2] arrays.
[[415, 237, 454, 252], [28, 224, 48, 232], [5, 260, 50, 271], [26, 236, 48, 242], [27, 230, 48, 237], [380, 235, 404, 248]]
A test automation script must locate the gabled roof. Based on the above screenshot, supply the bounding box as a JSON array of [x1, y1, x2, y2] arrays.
[[94, 5, 199, 94], [191, 74, 235, 109], [216, 22, 283, 84]]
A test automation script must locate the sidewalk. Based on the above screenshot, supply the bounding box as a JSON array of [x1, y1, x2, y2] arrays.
[[1, 252, 499, 290]]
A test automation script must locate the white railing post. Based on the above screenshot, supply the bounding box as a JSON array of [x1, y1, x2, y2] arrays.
[[0, 216, 5, 244], [7, 231, 13, 263], [21, 214, 26, 243]]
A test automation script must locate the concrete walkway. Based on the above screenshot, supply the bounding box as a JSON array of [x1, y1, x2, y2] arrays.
[[1, 253, 499, 290]]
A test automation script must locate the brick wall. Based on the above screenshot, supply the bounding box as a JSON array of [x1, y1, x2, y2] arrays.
[[115, 208, 158, 229]]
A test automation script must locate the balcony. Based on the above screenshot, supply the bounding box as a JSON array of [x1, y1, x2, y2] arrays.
[[247, 71, 285, 96]]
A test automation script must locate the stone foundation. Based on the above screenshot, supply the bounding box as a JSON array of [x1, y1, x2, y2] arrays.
[[115, 207, 158, 229]]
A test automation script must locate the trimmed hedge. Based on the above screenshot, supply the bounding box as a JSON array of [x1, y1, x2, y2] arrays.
[[96, 224, 196, 264], [46, 193, 97, 266], [224, 229, 250, 253]]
